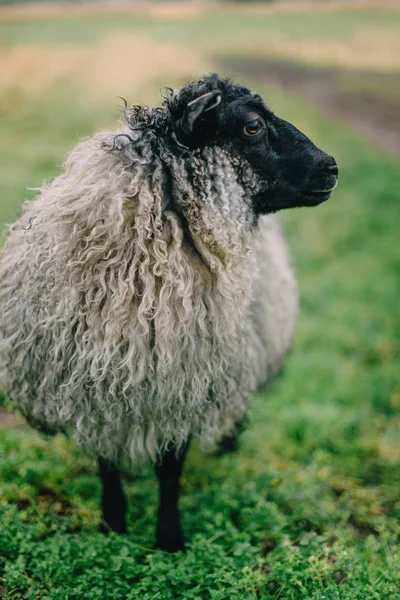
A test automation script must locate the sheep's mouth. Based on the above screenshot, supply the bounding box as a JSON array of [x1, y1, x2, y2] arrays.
[[303, 180, 338, 205], [303, 189, 333, 205], [255, 180, 337, 213]]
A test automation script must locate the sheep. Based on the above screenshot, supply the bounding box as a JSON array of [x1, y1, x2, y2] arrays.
[[0, 73, 338, 551]]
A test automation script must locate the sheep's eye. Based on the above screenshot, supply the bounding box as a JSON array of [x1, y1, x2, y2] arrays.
[[244, 118, 264, 136]]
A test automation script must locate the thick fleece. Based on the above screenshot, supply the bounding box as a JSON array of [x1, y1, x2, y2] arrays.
[[0, 80, 297, 465]]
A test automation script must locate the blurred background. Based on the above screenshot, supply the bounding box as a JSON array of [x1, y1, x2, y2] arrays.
[[0, 1, 399, 599]]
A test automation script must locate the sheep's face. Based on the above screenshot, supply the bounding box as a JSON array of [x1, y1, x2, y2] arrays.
[[170, 75, 338, 215]]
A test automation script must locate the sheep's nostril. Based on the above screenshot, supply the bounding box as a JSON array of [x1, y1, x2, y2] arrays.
[[321, 158, 339, 178], [310, 157, 339, 194], [326, 163, 339, 176]]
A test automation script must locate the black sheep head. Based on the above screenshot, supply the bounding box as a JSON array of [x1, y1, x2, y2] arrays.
[[166, 73, 339, 214]]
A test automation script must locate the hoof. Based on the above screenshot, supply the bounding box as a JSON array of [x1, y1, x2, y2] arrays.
[[99, 518, 127, 534], [156, 535, 185, 553], [156, 521, 185, 552]]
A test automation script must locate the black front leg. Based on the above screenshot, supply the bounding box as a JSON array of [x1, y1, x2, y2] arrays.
[[154, 441, 190, 552], [98, 457, 127, 534]]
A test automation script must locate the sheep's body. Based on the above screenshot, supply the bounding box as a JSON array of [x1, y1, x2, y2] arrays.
[[0, 129, 296, 465], [0, 74, 339, 550]]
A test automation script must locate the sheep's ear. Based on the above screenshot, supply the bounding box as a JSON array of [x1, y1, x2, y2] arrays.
[[178, 90, 222, 139]]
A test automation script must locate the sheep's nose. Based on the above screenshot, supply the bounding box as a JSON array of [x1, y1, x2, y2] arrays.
[[321, 156, 338, 178]]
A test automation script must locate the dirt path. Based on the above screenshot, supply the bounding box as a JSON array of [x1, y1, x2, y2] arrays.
[[221, 57, 400, 159]]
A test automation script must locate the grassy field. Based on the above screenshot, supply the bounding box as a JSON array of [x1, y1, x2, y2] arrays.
[[0, 3, 399, 599], [1, 2, 400, 70]]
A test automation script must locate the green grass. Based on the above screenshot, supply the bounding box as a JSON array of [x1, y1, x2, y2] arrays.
[[0, 8, 400, 600], [1, 8, 400, 53]]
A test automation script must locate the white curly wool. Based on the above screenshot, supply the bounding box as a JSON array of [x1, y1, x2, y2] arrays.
[[0, 129, 297, 465]]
